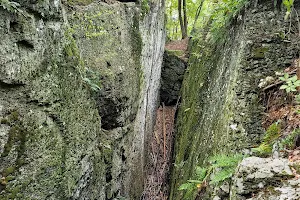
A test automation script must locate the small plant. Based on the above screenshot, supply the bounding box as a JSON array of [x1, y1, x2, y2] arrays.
[[83, 68, 101, 91], [279, 129, 300, 150], [178, 153, 243, 192], [279, 73, 300, 93], [283, 0, 294, 20], [295, 94, 300, 104], [252, 122, 281, 156]]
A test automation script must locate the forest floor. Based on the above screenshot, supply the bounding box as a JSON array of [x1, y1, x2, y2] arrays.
[[142, 105, 176, 200], [261, 60, 300, 165], [165, 38, 189, 61]]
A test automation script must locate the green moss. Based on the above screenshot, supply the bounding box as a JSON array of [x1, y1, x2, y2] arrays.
[[253, 47, 269, 59], [292, 164, 300, 174], [141, 0, 150, 18], [130, 12, 144, 95], [252, 123, 280, 156], [279, 129, 300, 150], [1, 110, 28, 193], [0, 118, 9, 125], [5, 185, 22, 200], [166, 50, 186, 57], [67, 0, 94, 6], [2, 167, 16, 177]]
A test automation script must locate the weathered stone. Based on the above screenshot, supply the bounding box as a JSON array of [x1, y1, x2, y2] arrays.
[[0, 0, 165, 199], [231, 157, 300, 200], [161, 51, 186, 105], [170, 1, 300, 199]]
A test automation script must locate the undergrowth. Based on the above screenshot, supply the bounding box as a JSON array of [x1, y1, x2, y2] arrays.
[[208, 0, 248, 42], [0, 0, 24, 15], [192, 0, 248, 43], [178, 153, 244, 196]]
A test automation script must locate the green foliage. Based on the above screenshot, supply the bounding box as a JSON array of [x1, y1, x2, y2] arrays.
[[252, 143, 273, 155], [178, 153, 243, 192], [279, 73, 300, 93], [295, 94, 300, 104], [141, 0, 150, 18], [83, 68, 101, 91], [252, 122, 281, 156], [165, 0, 247, 40], [0, 0, 24, 15], [209, 154, 243, 185], [283, 0, 294, 20], [263, 122, 281, 143], [178, 182, 196, 190], [279, 129, 300, 150], [208, 0, 247, 42], [166, 0, 202, 40], [195, 166, 207, 181]]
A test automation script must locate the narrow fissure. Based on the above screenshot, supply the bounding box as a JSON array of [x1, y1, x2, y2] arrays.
[[143, 39, 188, 199]]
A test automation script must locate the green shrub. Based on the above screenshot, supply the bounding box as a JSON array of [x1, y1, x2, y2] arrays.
[[279, 73, 300, 93]]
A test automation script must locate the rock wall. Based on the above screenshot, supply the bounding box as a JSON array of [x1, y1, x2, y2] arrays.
[[0, 0, 165, 199], [170, 1, 300, 199]]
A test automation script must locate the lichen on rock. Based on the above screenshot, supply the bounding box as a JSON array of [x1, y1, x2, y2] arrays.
[[0, 0, 165, 199]]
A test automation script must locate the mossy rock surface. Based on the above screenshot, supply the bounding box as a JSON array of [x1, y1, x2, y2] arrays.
[[0, 0, 165, 199], [169, 1, 300, 199]]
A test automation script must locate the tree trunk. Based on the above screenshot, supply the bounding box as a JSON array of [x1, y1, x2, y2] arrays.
[[182, 0, 188, 38], [178, 0, 186, 39], [194, 0, 205, 24]]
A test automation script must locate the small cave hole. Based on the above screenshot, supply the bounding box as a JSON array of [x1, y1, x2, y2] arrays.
[[98, 96, 128, 130], [121, 147, 126, 161], [9, 21, 20, 32], [106, 61, 112, 68], [16, 40, 34, 50], [295, 135, 300, 147], [106, 170, 112, 182]]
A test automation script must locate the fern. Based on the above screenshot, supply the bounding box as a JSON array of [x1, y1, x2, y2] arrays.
[[178, 182, 195, 190], [195, 166, 207, 180], [210, 167, 235, 185], [209, 154, 243, 168], [178, 153, 244, 192]]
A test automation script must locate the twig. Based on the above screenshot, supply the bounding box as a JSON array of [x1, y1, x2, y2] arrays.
[[174, 96, 181, 111], [263, 69, 297, 91], [162, 103, 166, 162], [263, 80, 285, 91]]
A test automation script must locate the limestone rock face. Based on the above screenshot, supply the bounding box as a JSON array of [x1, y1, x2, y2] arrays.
[[170, 1, 300, 199], [230, 157, 300, 200], [0, 0, 165, 199]]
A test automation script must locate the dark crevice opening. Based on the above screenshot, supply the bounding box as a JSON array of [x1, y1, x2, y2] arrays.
[[0, 81, 25, 89], [16, 40, 34, 49], [160, 51, 187, 106]]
